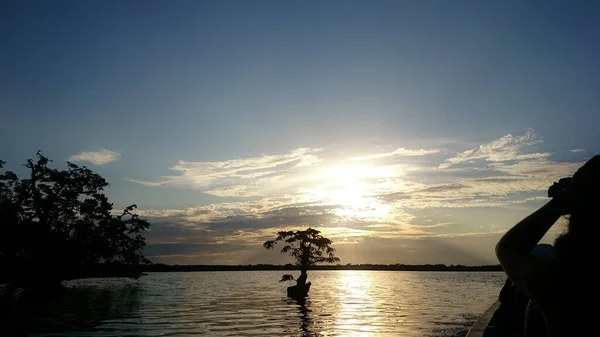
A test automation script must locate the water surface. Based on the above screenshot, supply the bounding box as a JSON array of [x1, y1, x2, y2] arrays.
[[1, 271, 505, 337]]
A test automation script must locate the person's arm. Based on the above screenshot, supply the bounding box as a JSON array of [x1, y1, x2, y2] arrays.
[[495, 200, 562, 297]]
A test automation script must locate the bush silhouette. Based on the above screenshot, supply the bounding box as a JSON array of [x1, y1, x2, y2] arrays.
[[264, 227, 339, 287], [0, 152, 151, 287]]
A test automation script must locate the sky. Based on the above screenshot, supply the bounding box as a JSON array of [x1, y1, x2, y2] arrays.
[[2, 1, 600, 265]]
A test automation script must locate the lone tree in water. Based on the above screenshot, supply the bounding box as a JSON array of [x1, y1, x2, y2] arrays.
[[0, 152, 151, 287], [263, 228, 340, 286]]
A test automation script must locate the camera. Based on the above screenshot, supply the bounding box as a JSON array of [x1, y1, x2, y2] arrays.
[[548, 177, 573, 198]]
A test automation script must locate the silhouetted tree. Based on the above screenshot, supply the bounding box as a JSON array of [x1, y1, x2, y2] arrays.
[[263, 228, 339, 286], [0, 152, 150, 287]]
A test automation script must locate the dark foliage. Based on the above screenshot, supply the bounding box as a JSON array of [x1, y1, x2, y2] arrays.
[[263, 228, 340, 267], [0, 152, 151, 286], [264, 227, 340, 284]]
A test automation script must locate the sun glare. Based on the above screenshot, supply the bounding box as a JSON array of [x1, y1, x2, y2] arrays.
[[303, 164, 397, 219], [320, 183, 367, 208]]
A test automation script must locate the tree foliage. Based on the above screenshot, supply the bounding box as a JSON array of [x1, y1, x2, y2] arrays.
[[0, 152, 151, 286], [263, 228, 340, 269]]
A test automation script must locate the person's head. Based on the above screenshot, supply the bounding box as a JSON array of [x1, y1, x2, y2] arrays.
[[554, 155, 600, 264]]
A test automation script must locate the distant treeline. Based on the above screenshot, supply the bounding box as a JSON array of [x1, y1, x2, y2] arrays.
[[142, 263, 504, 272], [0, 263, 504, 284]]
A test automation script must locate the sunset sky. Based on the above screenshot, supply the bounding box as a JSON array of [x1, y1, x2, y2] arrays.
[[2, 1, 599, 265]]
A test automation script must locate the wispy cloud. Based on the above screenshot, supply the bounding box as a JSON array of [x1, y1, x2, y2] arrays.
[[126, 148, 323, 196], [396, 129, 585, 209], [348, 147, 440, 161], [571, 148, 586, 153], [131, 129, 583, 264], [69, 148, 121, 165], [438, 128, 549, 169]]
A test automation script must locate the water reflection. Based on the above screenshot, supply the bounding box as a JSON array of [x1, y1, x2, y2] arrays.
[[334, 271, 379, 336], [287, 297, 319, 337], [1, 279, 142, 336], [1, 271, 505, 337]]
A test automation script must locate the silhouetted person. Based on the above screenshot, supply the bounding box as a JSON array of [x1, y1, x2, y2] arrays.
[[524, 244, 555, 337], [525, 300, 548, 337], [490, 244, 553, 337], [496, 155, 600, 337], [489, 277, 529, 336]]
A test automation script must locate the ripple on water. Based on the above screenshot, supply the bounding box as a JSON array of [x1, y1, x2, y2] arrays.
[[0, 271, 505, 337]]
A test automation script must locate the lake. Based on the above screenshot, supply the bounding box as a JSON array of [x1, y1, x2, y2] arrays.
[[1, 271, 506, 337]]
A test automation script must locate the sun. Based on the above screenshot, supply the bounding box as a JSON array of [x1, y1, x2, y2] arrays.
[[311, 165, 369, 206], [306, 164, 393, 219], [320, 182, 368, 209]]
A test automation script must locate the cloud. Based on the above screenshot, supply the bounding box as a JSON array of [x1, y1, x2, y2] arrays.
[[571, 149, 586, 153], [349, 147, 440, 161], [411, 129, 584, 208], [126, 148, 323, 196], [129, 128, 584, 265], [439, 128, 549, 169], [68, 148, 121, 165], [139, 193, 505, 256], [144, 233, 507, 265], [124, 178, 163, 187]]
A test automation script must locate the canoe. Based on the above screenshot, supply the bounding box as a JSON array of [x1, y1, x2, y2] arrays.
[[466, 301, 503, 337], [287, 282, 311, 298]]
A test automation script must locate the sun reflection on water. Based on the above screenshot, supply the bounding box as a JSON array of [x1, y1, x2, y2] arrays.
[[333, 271, 380, 336]]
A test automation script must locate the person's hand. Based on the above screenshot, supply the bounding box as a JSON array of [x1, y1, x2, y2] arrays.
[[548, 177, 573, 215]]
